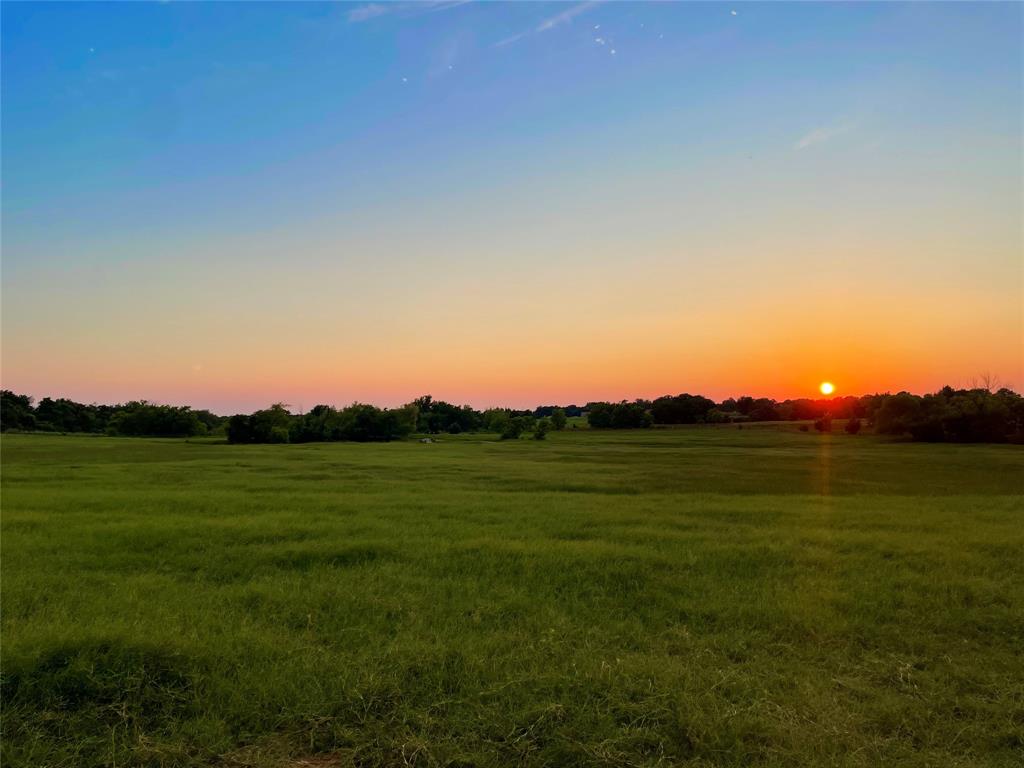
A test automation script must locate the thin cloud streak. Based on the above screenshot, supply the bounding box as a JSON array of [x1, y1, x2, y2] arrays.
[[348, 4, 389, 23], [795, 123, 853, 150], [425, 0, 474, 13], [537, 1, 598, 32], [349, 1, 471, 24], [494, 1, 599, 47]]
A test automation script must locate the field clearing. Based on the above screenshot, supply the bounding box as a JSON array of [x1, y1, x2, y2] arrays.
[[2, 428, 1022, 767]]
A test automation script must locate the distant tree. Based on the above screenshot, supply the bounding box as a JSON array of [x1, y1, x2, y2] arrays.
[[724, 396, 781, 421], [483, 408, 511, 434], [814, 415, 832, 432], [844, 417, 862, 435], [500, 416, 531, 440], [651, 394, 716, 424], [747, 398, 781, 422], [534, 417, 550, 440], [390, 404, 420, 439], [193, 409, 227, 434], [972, 372, 1001, 393], [108, 402, 206, 437], [705, 409, 733, 424], [411, 395, 481, 433], [290, 404, 336, 442], [585, 402, 614, 429], [227, 403, 292, 443], [940, 388, 1011, 442], [1, 391, 36, 431], [586, 400, 652, 429], [35, 397, 101, 432], [788, 398, 825, 421], [549, 408, 567, 431], [873, 393, 922, 437], [997, 388, 1024, 436], [612, 401, 652, 428], [287, 402, 418, 443]]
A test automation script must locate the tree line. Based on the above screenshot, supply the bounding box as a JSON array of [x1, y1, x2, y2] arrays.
[[0, 392, 224, 437], [3, 386, 1022, 443], [224, 397, 569, 443], [584, 387, 1024, 443]]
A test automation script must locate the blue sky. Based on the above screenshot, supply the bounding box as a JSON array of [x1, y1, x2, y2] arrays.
[[2, 2, 1021, 411]]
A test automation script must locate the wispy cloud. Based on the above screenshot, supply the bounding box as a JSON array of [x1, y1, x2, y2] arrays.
[[494, 1, 599, 47], [493, 31, 527, 48], [348, 4, 389, 23], [795, 122, 853, 150], [349, 1, 472, 23], [425, 0, 474, 13], [537, 1, 598, 32]]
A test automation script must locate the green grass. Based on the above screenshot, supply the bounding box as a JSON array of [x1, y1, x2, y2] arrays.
[[2, 427, 1022, 767]]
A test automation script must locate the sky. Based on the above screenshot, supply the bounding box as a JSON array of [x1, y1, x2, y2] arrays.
[[2, 1, 1021, 413]]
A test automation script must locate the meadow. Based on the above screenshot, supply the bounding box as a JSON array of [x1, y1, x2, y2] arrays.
[[2, 427, 1022, 767]]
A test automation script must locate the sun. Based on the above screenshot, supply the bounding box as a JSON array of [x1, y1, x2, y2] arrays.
[[819, 381, 835, 396]]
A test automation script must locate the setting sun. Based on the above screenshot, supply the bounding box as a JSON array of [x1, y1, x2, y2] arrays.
[[819, 382, 835, 396]]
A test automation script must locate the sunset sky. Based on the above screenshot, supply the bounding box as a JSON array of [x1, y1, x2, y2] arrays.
[[2, 1, 1021, 413]]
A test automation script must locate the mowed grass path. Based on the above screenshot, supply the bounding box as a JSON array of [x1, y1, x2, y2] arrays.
[[2, 429, 1022, 767]]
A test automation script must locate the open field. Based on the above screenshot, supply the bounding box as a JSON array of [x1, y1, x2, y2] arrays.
[[2, 428, 1022, 767]]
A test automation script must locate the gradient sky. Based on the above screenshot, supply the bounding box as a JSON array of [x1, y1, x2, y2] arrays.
[[2, 1, 1021, 413]]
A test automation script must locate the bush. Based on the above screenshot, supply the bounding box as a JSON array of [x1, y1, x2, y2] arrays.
[[845, 417, 862, 435], [705, 409, 735, 424], [534, 418, 550, 440], [550, 408, 567, 431], [500, 416, 531, 440], [814, 416, 832, 433]]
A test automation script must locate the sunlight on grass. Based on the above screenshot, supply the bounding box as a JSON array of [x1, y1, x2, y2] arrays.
[[2, 429, 1022, 767]]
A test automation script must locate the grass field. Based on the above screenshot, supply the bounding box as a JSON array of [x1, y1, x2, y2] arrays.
[[2, 427, 1022, 767]]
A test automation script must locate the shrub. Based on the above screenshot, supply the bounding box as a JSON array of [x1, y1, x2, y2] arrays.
[[845, 417, 862, 435], [550, 408, 567, 431], [814, 416, 832, 432], [534, 418, 550, 440], [500, 416, 530, 440], [705, 409, 734, 424]]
